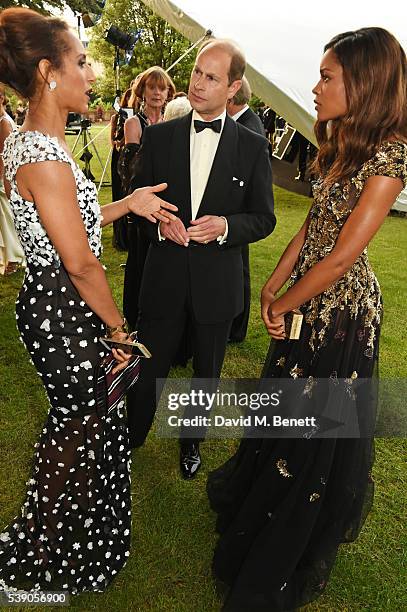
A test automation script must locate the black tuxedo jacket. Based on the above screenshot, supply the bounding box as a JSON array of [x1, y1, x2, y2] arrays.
[[237, 107, 266, 137], [132, 111, 275, 324]]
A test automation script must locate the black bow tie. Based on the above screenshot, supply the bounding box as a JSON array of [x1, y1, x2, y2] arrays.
[[194, 119, 222, 134]]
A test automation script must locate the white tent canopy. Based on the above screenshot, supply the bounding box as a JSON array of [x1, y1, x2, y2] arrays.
[[142, 0, 406, 145], [141, 0, 407, 210]]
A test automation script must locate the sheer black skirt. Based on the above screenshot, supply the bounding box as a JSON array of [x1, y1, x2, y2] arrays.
[[0, 264, 131, 593], [208, 305, 379, 611]]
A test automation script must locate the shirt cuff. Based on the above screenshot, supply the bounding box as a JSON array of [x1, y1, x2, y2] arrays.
[[216, 216, 228, 245], [158, 222, 166, 241]]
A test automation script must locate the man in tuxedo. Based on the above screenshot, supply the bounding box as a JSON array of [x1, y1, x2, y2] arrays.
[[126, 39, 276, 478], [227, 76, 265, 137], [227, 76, 265, 343]]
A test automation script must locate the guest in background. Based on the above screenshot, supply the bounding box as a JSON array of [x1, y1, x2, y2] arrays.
[[110, 87, 133, 250], [263, 106, 276, 145], [163, 95, 192, 121], [15, 101, 26, 125], [227, 76, 265, 136], [227, 76, 265, 343], [122, 66, 176, 331], [4, 97, 14, 121], [0, 85, 25, 275], [285, 129, 312, 181]]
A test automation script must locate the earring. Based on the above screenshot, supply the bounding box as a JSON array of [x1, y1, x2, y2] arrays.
[[49, 80, 57, 91]]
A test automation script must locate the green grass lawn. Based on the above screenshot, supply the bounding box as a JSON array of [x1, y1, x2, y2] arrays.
[[0, 126, 406, 611]]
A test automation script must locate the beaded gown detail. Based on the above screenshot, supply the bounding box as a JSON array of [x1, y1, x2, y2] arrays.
[[0, 131, 131, 593], [207, 141, 407, 611]]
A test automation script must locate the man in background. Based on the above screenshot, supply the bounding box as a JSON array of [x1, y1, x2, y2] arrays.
[[227, 76, 265, 343]]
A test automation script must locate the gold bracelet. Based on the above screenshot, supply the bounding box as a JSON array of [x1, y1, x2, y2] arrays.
[[106, 317, 128, 338]]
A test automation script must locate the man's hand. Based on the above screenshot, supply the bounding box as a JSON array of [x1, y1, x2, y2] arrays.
[[187, 215, 226, 244], [160, 217, 190, 246]]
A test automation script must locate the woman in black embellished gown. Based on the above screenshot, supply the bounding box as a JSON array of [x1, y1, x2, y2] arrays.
[[122, 67, 175, 330], [0, 8, 176, 594], [207, 27, 407, 611]]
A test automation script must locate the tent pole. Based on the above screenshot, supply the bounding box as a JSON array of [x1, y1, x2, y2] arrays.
[[166, 29, 212, 73]]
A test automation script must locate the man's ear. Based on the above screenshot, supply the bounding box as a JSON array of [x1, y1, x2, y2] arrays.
[[228, 79, 242, 100]]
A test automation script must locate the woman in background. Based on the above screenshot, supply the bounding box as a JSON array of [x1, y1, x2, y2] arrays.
[[110, 87, 134, 250], [122, 67, 176, 330], [0, 7, 176, 593], [0, 85, 25, 275], [208, 27, 407, 611]]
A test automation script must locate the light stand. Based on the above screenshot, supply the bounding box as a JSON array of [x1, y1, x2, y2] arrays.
[[71, 119, 108, 183]]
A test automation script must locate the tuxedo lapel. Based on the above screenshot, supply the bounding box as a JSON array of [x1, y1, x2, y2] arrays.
[[196, 115, 238, 218], [168, 111, 192, 222]]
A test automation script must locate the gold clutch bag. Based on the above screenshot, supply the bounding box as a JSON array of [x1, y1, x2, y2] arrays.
[[285, 309, 303, 340]]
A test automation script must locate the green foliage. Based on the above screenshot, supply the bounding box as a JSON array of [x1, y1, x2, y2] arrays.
[[87, 0, 195, 101], [0, 0, 101, 14], [250, 94, 265, 112]]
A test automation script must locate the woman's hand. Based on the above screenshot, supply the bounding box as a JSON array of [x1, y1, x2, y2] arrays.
[[110, 330, 132, 375], [126, 183, 178, 224], [267, 311, 286, 340], [261, 284, 286, 340], [261, 283, 277, 330]]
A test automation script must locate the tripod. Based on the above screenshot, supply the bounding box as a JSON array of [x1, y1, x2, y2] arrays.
[[71, 119, 108, 183]]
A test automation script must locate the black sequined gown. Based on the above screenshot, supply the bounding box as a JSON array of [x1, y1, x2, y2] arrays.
[[207, 141, 407, 611], [0, 131, 131, 593]]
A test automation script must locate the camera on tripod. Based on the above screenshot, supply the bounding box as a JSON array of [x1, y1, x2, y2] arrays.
[[80, 117, 92, 129]]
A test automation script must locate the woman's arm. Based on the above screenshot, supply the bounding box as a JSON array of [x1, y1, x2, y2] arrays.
[[261, 210, 311, 328], [100, 185, 178, 227], [124, 115, 142, 145], [267, 175, 404, 338], [16, 160, 127, 329]]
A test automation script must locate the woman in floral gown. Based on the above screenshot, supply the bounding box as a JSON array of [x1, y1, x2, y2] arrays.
[[0, 85, 25, 275], [207, 27, 407, 611], [0, 8, 176, 593]]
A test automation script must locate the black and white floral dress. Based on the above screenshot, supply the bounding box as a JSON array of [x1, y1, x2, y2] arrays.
[[0, 131, 131, 593]]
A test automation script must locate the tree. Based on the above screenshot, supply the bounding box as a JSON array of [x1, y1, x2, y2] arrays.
[[0, 0, 101, 14], [87, 0, 196, 102]]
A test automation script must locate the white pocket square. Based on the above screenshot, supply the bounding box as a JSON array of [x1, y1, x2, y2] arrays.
[[232, 176, 244, 186]]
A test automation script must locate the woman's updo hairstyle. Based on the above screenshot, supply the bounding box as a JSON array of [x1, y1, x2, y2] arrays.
[[0, 7, 70, 99]]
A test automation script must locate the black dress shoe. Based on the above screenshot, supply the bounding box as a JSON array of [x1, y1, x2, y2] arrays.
[[180, 443, 201, 479]]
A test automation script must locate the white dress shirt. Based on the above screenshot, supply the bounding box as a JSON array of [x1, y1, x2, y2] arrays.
[[230, 104, 249, 122], [190, 109, 225, 219], [159, 109, 228, 243]]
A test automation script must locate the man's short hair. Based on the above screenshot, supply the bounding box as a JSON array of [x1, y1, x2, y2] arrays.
[[198, 38, 246, 84], [231, 76, 251, 105]]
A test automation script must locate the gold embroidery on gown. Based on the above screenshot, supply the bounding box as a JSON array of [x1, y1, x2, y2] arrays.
[[289, 141, 407, 353]]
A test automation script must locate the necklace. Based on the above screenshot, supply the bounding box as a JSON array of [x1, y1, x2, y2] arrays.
[[144, 111, 163, 126]]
